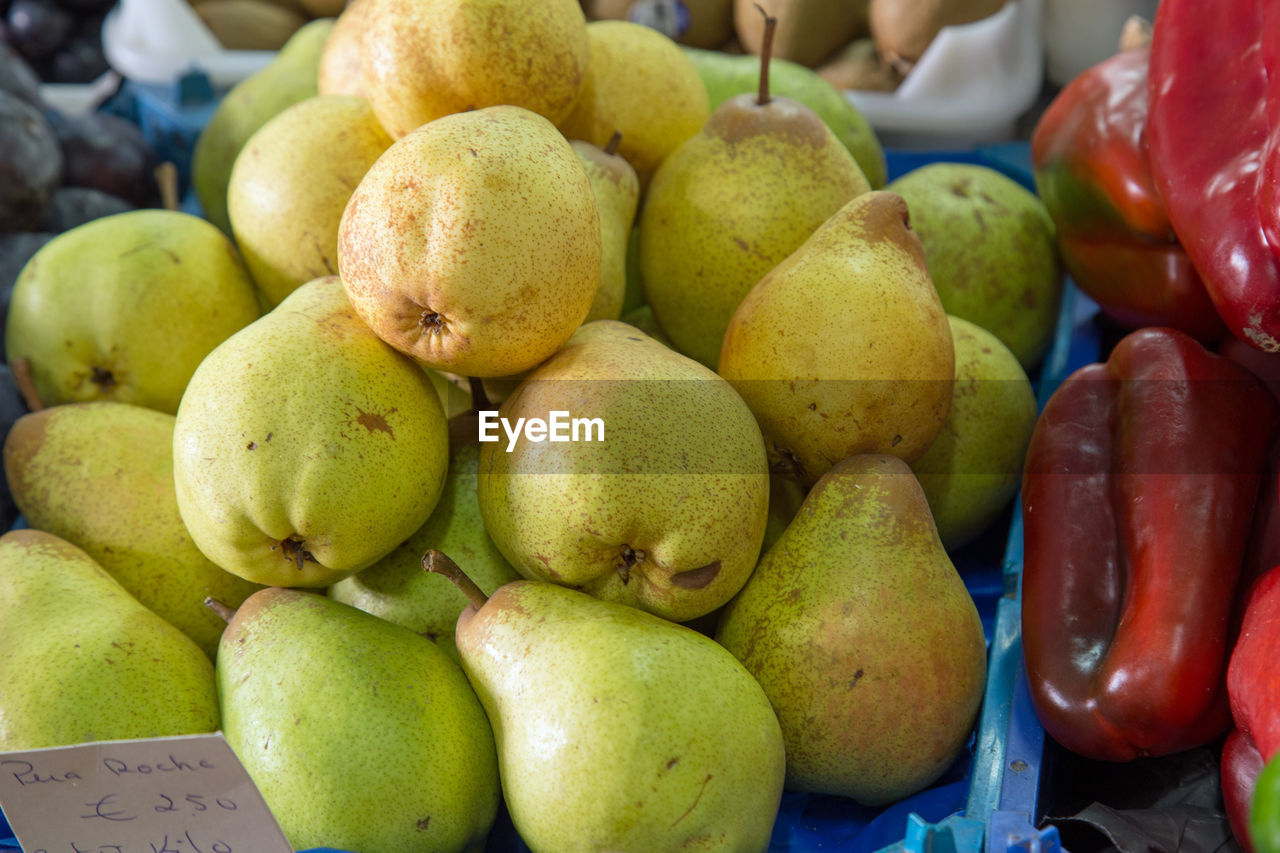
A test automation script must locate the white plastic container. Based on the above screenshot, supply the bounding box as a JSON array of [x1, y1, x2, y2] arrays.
[[1042, 0, 1159, 86], [101, 0, 276, 89], [845, 0, 1044, 148]]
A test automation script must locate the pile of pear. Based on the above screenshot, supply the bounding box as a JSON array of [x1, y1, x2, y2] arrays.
[[0, 2, 1061, 851]]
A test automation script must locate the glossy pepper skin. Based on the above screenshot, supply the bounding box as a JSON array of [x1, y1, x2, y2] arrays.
[[1021, 327, 1278, 762], [1253, 755, 1280, 853], [1032, 45, 1225, 342], [1146, 0, 1280, 351]]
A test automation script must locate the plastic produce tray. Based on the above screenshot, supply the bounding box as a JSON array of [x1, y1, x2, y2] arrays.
[[0, 144, 1104, 853]]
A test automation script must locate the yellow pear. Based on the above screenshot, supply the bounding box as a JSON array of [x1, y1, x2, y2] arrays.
[[228, 94, 392, 307], [358, 0, 588, 138], [571, 138, 640, 324], [718, 191, 954, 485], [640, 19, 869, 368], [338, 105, 601, 378], [173, 277, 450, 588], [558, 20, 709, 189], [317, 0, 369, 96], [476, 320, 770, 623]]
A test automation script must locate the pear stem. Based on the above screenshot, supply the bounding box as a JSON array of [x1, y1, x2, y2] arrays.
[[204, 597, 236, 623], [755, 4, 777, 106], [423, 549, 489, 609], [604, 130, 623, 156], [10, 357, 44, 412], [155, 162, 180, 211], [467, 376, 491, 413]]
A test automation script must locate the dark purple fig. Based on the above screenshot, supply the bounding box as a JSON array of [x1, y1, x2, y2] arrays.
[[0, 91, 62, 231], [0, 230, 52, 360], [5, 0, 72, 60], [38, 186, 131, 231], [55, 110, 158, 207], [46, 31, 107, 82], [0, 42, 41, 107]]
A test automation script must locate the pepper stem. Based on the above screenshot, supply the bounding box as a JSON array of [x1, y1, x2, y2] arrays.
[[423, 550, 489, 609]]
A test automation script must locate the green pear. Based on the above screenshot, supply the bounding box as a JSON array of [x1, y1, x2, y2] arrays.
[[886, 162, 1062, 370], [571, 138, 639, 324], [216, 587, 499, 853], [4, 209, 262, 414], [476, 320, 769, 622], [640, 30, 869, 368], [558, 20, 709, 189], [173, 276, 450, 588], [0, 529, 219, 751], [3, 402, 262, 659], [681, 44, 887, 188], [359, 0, 588, 138], [329, 414, 520, 659], [228, 94, 393, 307], [718, 191, 955, 486], [910, 316, 1038, 551], [715, 454, 987, 805], [338, 105, 601, 378], [191, 18, 332, 235], [432, 558, 785, 853]]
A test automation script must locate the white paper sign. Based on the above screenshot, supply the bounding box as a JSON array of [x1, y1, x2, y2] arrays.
[[0, 733, 294, 853]]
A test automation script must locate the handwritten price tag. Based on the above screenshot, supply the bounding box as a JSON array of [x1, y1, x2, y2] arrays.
[[0, 733, 294, 853]]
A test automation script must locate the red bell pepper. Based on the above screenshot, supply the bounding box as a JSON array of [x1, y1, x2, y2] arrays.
[[1225, 729, 1266, 853], [1145, 0, 1280, 351], [1021, 326, 1278, 762], [1032, 44, 1225, 342], [1229, 565, 1280, 762]]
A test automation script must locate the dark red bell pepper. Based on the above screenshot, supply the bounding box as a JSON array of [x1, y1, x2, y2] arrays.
[[1146, 0, 1280, 351], [1021, 326, 1278, 762], [1225, 729, 1266, 853], [1032, 44, 1225, 342]]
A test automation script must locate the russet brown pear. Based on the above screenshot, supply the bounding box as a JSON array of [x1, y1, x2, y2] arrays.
[[718, 191, 954, 485]]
